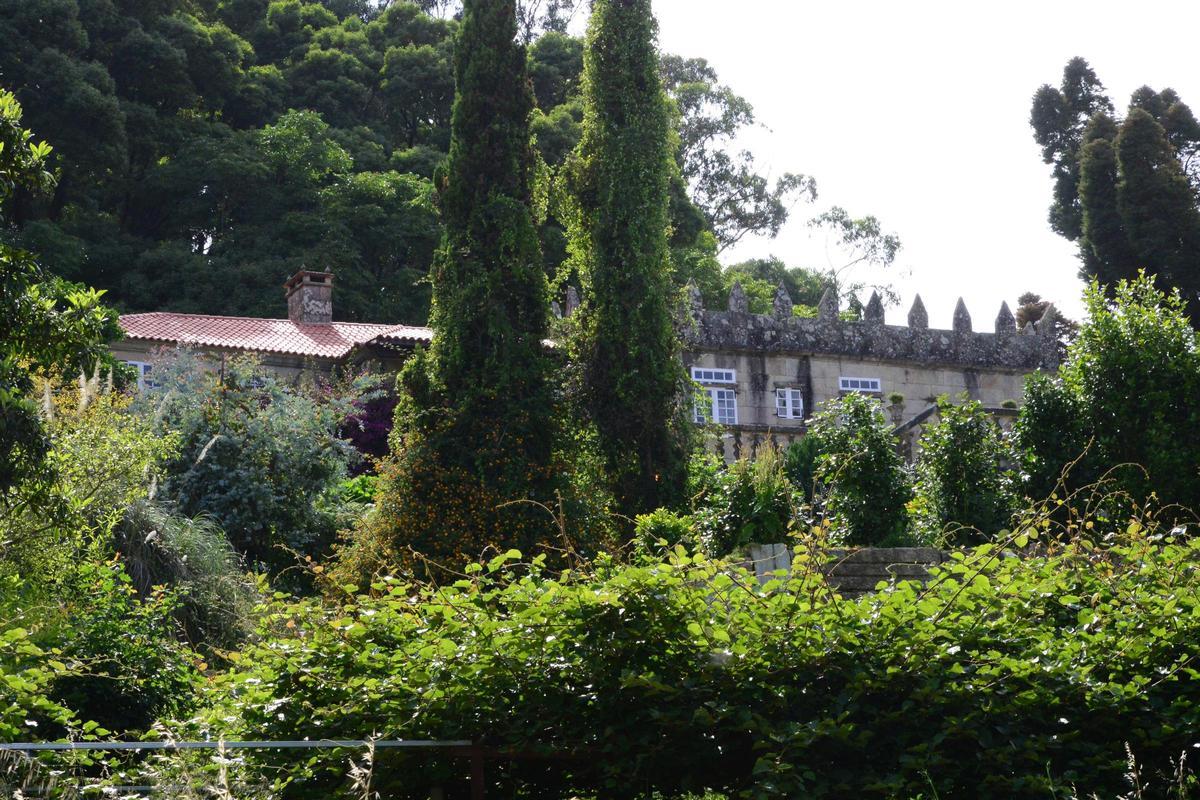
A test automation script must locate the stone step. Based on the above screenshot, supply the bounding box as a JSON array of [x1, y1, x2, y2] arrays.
[[826, 562, 932, 578], [826, 547, 947, 564]]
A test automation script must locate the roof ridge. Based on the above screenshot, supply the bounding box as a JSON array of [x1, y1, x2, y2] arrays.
[[118, 311, 419, 330]]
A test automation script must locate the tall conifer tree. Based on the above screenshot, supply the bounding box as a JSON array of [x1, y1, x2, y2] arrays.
[[342, 0, 556, 574], [1116, 109, 1200, 319], [1078, 113, 1134, 286], [565, 0, 689, 518]]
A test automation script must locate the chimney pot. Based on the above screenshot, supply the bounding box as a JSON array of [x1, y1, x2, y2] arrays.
[[285, 270, 334, 325]]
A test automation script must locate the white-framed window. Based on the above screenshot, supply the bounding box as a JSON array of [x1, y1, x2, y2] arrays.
[[775, 388, 804, 419], [691, 367, 736, 384], [839, 376, 882, 393], [694, 387, 738, 425], [124, 361, 154, 391]]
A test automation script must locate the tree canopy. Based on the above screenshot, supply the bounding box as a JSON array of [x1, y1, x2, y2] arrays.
[[1032, 58, 1200, 321], [1, 0, 823, 327], [0, 89, 119, 499]]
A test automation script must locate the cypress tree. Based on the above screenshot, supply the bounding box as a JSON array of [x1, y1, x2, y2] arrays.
[[564, 0, 689, 518], [338, 0, 556, 576]]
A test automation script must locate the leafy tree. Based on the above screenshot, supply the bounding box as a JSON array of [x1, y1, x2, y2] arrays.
[[1115, 109, 1200, 319], [806, 205, 903, 305], [528, 30, 583, 109], [912, 396, 1016, 544], [380, 40, 454, 147], [1077, 112, 1133, 286], [809, 392, 912, 546], [563, 0, 690, 519], [0, 0, 456, 323], [722, 255, 831, 313], [662, 54, 816, 251], [0, 89, 120, 499], [3, 0, 831, 329], [1014, 274, 1200, 520], [341, 0, 558, 577], [1030, 57, 1114, 241], [1015, 291, 1077, 358]]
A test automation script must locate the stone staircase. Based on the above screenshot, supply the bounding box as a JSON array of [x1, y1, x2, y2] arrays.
[[744, 544, 949, 595]]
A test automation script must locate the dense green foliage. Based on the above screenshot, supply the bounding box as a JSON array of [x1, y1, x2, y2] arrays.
[[1032, 58, 1200, 320], [142, 352, 359, 575], [912, 396, 1016, 545], [688, 447, 798, 556], [809, 393, 913, 546], [0, 0, 817, 327], [115, 499, 258, 649], [0, 89, 120, 498], [11, 12, 1200, 800], [1030, 58, 1115, 242], [48, 560, 200, 734], [0, 388, 221, 741], [338, 0, 559, 578], [1015, 274, 1200, 520], [0, 0, 453, 322], [564, 0, 690, 518], [159, 519, 1200, 799]]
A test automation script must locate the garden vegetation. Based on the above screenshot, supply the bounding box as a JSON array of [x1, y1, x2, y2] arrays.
[[4, 3, 1200, 798]]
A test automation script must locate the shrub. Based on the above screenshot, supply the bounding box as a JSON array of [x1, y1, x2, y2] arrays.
[[1, 392, 176, 586], [1015, 275, 1200, 521], [140, 351, 358, 575], [633, 508, 695, 556], [782, 436, 822, 502], [335, 373, 396, 473], [180, 517, 1200, 799], [690, 445, 798, 556], [47, 560, 200, 735], [115, 500, 258, 650], [0, 610, 77, 742], [808, 392, 912, 545], [912, 395, 1016, 545]]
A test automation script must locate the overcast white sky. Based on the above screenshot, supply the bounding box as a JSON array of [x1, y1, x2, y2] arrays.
[[649, 0, 1200, 327]]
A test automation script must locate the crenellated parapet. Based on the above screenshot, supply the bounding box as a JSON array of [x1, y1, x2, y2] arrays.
[[682, 282, 1059, 372]]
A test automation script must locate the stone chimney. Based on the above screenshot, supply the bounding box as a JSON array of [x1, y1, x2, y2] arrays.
[[285, 270, 334, 325]]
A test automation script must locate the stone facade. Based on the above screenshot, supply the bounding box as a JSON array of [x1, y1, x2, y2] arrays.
[[681, 284, 1058, 461], [113, 270, 1057, 466]]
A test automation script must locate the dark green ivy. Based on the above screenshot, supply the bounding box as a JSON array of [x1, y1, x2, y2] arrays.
[[565, 0, 690, 520], [369, 0, 558, 569]]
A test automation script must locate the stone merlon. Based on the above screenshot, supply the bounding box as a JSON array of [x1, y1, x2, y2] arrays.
[[681, 295, 1058, 371]]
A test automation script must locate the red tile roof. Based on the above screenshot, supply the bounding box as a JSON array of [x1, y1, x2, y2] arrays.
[[118, 312, 432, 360]]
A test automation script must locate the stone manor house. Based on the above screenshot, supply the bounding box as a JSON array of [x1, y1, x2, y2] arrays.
[[111, 270, 1061, 461]]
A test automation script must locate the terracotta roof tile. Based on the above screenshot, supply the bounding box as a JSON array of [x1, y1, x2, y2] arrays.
[[119, 312, 431, 359]]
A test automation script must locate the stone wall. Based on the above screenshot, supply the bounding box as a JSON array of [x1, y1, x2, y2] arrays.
[[745, 543, 950, 596], [681, 283, 1059, 373], [680, 283, 1057, 461]]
